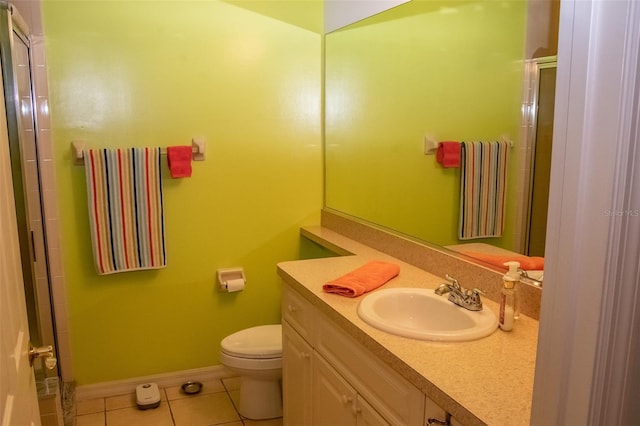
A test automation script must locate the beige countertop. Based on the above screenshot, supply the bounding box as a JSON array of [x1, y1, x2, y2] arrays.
[[277, 226, 538, 426]]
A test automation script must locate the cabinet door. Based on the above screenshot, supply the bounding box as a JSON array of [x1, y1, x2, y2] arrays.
[[283, 321, 313, 426], [316, 315, 425, 425], [313, 352, 357, 426], [357, 396, 391, 426]]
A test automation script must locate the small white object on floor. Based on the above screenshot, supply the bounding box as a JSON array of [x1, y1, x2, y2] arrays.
[[136, 383, 161, 410]]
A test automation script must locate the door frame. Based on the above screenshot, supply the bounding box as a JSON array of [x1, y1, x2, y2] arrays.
[[532, 0, 640, 423]]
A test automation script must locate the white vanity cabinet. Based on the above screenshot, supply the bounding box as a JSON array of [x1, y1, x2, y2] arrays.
[[282, 288, 316, 425], [283, 285, 437, 426], [313, 352, 390, 425]]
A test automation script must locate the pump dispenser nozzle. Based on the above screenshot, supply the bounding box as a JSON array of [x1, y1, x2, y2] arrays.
[[503, 261, 521, 283]]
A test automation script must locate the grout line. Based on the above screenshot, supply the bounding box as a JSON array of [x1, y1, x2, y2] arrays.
[[165, 388, 178, 426], [225, 391, 241, 420]]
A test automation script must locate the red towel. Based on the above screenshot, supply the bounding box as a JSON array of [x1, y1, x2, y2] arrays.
[[167, 146, 192, 178], [322, 260, 400, 298], [436, 141, 461, 168], [461, 251, 544, 271]]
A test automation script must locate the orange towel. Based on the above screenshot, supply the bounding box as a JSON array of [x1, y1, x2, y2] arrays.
[[461, 251, 544, 271], [322, 260, 400, 298]]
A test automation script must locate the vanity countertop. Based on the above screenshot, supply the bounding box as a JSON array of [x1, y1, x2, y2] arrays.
[[277, 226, 538, 426]]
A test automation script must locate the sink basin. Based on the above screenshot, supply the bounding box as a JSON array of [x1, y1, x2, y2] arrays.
[[357, 288, 498, 342]]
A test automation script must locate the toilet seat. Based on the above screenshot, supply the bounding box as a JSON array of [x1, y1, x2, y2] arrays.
[[220, 324, 282, 359], [219, 351, 282, 370], [218, 324, 283, 419]]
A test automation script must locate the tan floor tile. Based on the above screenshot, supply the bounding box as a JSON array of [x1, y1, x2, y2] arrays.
[[165, 379, 226, 401], [105, 392, 136, 411], [75, 412, 105, 426], [222, 377, 241, 392], [76, 398, 105, 415], [171, 393, 240, 426], [74, 376, 261, 426], [106, 403, 173, 426], [244, 418, 283, 426]]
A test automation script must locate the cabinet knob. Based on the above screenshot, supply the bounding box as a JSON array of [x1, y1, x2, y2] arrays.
[[301, 352, 310, 360], [341, 395, 353, 406], [287, 304, 297, 313]]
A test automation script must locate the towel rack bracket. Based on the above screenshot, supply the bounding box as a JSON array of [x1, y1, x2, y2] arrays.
[[71, 140, 86, 165], [192, 137, 206, 161], [424, 135, 439, 155]]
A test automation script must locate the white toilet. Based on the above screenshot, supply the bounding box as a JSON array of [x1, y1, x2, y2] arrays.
[[219, 324, 283, 420]]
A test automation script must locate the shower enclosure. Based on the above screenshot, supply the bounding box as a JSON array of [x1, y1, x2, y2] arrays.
[[524, 56, 557, 257], [517, 55, 557, 259], [0, 1, 59, 384]]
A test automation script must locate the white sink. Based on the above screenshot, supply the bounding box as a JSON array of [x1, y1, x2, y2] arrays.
[[357, 288, 498, 342]]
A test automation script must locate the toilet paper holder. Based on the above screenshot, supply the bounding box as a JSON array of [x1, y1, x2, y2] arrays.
[[217, 268, 246, 291]]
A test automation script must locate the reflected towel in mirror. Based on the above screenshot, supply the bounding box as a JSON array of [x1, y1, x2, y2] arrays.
[[461, 251, 544, 271], [436, 141, 461, 168], [458, 140, 510, 239]]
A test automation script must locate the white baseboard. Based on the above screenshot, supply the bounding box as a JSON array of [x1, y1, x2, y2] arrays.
[[75, 365, 234, 401]]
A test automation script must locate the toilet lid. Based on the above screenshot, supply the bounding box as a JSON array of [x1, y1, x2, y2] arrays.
[[221, 324, 282, 359]]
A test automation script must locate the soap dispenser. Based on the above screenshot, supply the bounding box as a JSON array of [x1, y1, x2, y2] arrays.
[[499, 261, 521, 331]]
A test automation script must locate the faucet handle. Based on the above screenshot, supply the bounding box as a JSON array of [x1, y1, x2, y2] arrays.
[[467, 288, 485, 309], [444, 274, 460, 289]]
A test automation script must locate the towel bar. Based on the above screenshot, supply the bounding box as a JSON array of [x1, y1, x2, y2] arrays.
[[71, 137, 206, 165], [423, 136, 513, 155]]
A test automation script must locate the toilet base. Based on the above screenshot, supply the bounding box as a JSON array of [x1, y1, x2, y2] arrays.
[[238, 376, 282, 420]]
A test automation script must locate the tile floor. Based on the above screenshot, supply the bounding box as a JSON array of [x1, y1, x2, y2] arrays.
[[74, 377, 283, 426]]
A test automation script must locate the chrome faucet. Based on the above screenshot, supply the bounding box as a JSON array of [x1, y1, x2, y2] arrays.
[[434, 274, 485, 311], [519, 268, 543, 286]]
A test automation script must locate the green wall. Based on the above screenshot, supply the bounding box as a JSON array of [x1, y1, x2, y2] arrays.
[[325, 0, 527, 249], [43, 0, 322, 385]]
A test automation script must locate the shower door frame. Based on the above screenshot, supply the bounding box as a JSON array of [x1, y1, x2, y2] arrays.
[[516, 55, 557, 258], [0, 1, 60, 380]]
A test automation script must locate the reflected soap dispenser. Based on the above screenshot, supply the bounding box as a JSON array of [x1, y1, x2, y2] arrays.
[[499, 261, 521, 331]]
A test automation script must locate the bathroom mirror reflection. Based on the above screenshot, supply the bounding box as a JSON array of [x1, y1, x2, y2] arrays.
[[324, 0, 559, 284]]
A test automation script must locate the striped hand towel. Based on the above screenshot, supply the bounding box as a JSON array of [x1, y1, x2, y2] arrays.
[[458, 141, 509, 240], [84, 148, 166, 274]]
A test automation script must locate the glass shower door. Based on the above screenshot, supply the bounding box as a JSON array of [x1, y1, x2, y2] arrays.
[[1, 6, 58, 380]]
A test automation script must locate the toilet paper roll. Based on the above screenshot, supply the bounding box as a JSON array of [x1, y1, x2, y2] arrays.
[[225, 278, 245, 292]]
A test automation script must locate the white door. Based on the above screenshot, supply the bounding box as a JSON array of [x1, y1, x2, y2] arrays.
[[0, 71, 41, 425]]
